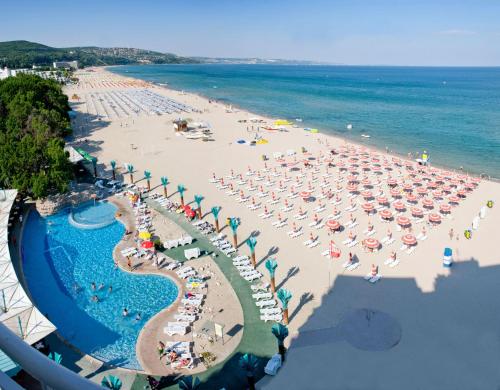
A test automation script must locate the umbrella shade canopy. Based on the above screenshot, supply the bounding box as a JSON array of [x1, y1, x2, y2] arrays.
[[326, 219, 340, 230], [411, 207, 423, 216], [364, 238, 380, 249], [403, 183, 413, 191], [377, 196, 388, 204], [396, 216, 411, 226], [429, 213, 442, 223], [299, 191, 311, 199], [440, 204, 452, 212], [402, 234, 417, 246], [390, 188, 401, 197], [380, 209, 393, 219], [361, 190, 372, 198], [387, 178, 398, 186], [406, 194, 418, 202], [346, 183, 358, 192], [417, 187, 427, 194], [448, 196, 460, 203], [141, 241, 154, 249], [422, 198, 434, 208], [362, 203, 374, 212], [138, 231, 151, 240], [393, 201, 406, 210]]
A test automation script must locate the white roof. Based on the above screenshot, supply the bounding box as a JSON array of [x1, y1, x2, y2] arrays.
[[64, 146, 85, 164], [0, 190, 56, 345]]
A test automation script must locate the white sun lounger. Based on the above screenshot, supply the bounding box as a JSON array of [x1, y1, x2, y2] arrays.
[[260, 314, 283, 322], [181, 298, 202, 306], [178, 270, 196, 279], [233, 255, 249, 262], [347, 240, 359, 248], [174, 314, 197, 322], [164, 324, 187, 336], [385, 237, 395, 245], [406, 246, 416, 255], [260, 307, 281, 315], [244, 273, 262, 282], [252, 292, 273, 300], [364, 274, 382, 283], [177, 266, 193, 275], [308, 240, 320, 248], [389, 260, 400, 268], [380, 236, 389, 244], [256, 299, 277, 308], [236, 265, 254, 272], [165, 262, 180, 270]]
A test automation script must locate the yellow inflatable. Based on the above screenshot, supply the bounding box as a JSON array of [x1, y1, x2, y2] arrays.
[[487, 200, 494, 208], [464, 229, 472, 239]]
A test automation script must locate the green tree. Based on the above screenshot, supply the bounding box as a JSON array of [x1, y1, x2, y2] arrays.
[[277, 288, 292, 325], [239, 353, 258, 390], [211, 206, 221, 232], [161, 176, 169, 197], [265, 258, 278, 293], [272, 323, 289, 361]]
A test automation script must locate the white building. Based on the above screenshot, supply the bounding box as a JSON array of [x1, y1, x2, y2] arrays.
[[0, 67, 12, 80], [53, 61, 78, 70]]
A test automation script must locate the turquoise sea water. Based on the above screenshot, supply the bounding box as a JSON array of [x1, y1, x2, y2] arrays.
[[109, 64, 500, 178], [22, 201, 178, 369]]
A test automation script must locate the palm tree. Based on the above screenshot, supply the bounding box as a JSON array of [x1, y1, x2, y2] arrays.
[[211, 206, 221, 232], [229, 217, 240, 247], [126, 164, 134, 184], [178, 376, 201, 390], [48, 352, 62, 364], [91, 157, 98, 177], [272, 323, 289, 361], [110, 160, 116, 180], [239, 353, 258, 390], [246, 236, 258, 268], [177, 184, 186, 206], [265, 258, 278, 293], [161, 176, 169, 197], [101, 375, 122, 390], [194, 194, 204, 218], [144, 170, 152, 191], [277, 288, 292, 325]]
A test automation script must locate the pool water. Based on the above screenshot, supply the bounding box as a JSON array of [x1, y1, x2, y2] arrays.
[[69, 200, 117, 229], [22, 201, 178, 369]]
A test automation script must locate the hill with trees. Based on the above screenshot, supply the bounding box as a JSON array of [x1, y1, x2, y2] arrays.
[[0, 41, 199, 68], [0, 74, 73, 198]]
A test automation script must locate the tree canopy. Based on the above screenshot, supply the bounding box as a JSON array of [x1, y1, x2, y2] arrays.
[[0, 74, 73, 198]]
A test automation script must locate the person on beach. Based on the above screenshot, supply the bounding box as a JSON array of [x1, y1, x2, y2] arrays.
[[127, 256, 132, 270], [157, 341, 166, 359], [371, 264, 378, 277], [449, 228, 454, 240], [348, 252, 353, 265], [114, 259, 119, 269]]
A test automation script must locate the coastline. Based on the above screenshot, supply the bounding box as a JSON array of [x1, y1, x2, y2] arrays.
[[105, 64, 498, 182]]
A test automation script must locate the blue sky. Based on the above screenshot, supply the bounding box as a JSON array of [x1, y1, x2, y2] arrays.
[[1, 0, 499, 66]]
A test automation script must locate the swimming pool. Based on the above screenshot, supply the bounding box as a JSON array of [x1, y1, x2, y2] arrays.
[[21, 201, 178, 369]]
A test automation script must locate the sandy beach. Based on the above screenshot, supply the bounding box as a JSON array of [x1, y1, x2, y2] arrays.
[[65, 67, 500, 389]]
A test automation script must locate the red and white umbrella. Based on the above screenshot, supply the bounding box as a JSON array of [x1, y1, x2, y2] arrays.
[[329, 240, 341, 258], [403, 183, 413, 191], [326, 219, 341, 231], [457, 189, 467, 197], [347, 183, 358, 192], [428, 213, 441, 223], [396, 216, 411, 226], [380, 209, 393, 219], [406, 193, 418, 203], [364, 238, 380, 250], [387, 178, 398, 186], [362, 202, 375, 213], [390, 188, 401, 197], [411, 207, 423, 217], [377, 196, 388, 205], [448, 195, 460, 203], [361, 190, 373, 199], [393, 201, 406, 211], [440, 203, 452, 213], [416, 187, 427, 195], [422, 198, 434, 208], [361, 178, 371, 186], [299, 191, 311, 199], [402, 234, 417, 246]]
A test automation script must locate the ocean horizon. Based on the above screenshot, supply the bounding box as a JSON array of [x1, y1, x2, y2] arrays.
[[109, 64, 500, 179]]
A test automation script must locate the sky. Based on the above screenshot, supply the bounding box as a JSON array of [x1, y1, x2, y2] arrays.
[[1, 0, 500, 66]]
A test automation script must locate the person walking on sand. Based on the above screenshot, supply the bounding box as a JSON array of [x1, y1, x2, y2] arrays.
[[157, 341, 166, 359], [127, 256, 132, 270], [449, 228, 454, 240]]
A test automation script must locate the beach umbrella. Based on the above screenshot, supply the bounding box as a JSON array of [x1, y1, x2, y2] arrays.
[[141, 241, 154, 249], [299, 191, 311, 200], [428, 213, 442, 224], [396, 216, 411, 226], [265, 258, 278, 292], [411, 207, 423, 217], [442, 185, 452, 193], [432, 189, 443, 199], [110, 160, 116, 180], [457, 189, 467, 197], [361, 178, 372, 186], [364, 238, 380, 250], [211, 206, 221, 232], [416, 187, 427, 195], [347, 175, 358, 182], [347, 183, 358, 192], [380, 209, 393, 220], [440, 203, 452, 213], [377, 196, 388, 205], [422, 198, 434, 208], [329, 240, 341, 258], [403, 183, 413, 192], [272, 323, 289, 361], [361, 203, 374, 213], [277, 288, 292, 325], [160, 176, 169, 197], [144, 170, 152, 191], [246, 237, 258, 268], [361, 190, 372, 199], [406, 193, 418, 203], [326, 219, 340, 231], [138, 231, 151, 240], [448, 195, 460, 204], [390, 188, 401, 197], [393, 200, 406, 211], [402, 234, 417, 246]]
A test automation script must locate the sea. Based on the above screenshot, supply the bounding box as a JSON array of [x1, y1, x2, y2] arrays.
[[109, 64, 500, 179]]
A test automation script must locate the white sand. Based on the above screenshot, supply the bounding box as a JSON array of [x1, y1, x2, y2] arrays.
[[65, 67, 500, 389]]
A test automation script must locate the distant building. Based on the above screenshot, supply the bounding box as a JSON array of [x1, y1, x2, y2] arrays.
[[53, 61, 78, 70], [0, 67, 12, 80]]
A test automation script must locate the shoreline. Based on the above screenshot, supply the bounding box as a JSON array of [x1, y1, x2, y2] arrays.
[[105, 64, 498, 182]]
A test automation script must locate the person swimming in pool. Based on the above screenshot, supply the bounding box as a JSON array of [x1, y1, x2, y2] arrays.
[[122, 308, 129, 317], [135, 313, 142, 322], [91, 295, 99, 303], [91, 282, 96, 291], [98, 283, 105, 290]]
